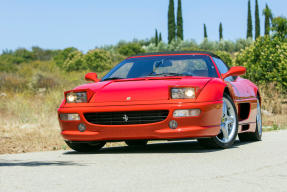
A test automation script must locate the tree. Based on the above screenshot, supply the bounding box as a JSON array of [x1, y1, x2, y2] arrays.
[[155, 29, 159, 46], [263, 4, 272, 36], [255, 0, 260, 39], [204, 24, 208, 39], [168, 0, 176, 43], [159, 33, 162, 42], [177, 0, 183, 40], [219, 22, 223, 40], [247, 0, 253, 39], [272, 17, 287, 40]]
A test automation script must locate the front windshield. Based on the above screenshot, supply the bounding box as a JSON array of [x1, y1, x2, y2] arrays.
[[102, 55, 218, 81]]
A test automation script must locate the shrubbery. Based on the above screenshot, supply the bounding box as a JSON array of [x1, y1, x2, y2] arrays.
[[235, 36, 287, 90], [117, 42, 145, 57], [53, 47, 78, 69], [84, 49, 112, 72], [62, 50, 85, 71], [61, 49, 113, 72], [1, 32, 286, 91]]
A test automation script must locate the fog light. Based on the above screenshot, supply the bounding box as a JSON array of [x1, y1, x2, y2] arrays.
[[169, 120, 178, 129], [78, 123, 86, 132], [60, 113, 80, 121], [173, 109, 201, 117]]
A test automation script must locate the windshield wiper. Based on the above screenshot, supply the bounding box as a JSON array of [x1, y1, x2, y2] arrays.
[[147, 72, 185, 77], [102, 77, 123, 81]]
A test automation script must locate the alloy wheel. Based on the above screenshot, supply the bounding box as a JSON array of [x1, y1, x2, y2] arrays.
[[216, 97, 237, 144]]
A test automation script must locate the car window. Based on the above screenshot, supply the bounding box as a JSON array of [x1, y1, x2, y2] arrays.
[[213, 57, 234, 82], [102, 55, 219, 80], [154, 58, 209, 76], [108, 62, 134, 78]]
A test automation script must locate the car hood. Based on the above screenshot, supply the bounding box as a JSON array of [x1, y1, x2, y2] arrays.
[[75, 77, 212, 103]]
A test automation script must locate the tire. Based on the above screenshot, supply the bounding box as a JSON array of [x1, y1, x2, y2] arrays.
[[65, 141, 106, 152], [238, 98, 262, 142], [198, 93, 238, 149], [125, 140, 148, 147]]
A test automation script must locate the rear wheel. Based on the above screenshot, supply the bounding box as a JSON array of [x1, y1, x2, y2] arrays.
[[238, 98, 262, 142], [125, 140, 148, 147], [65, 141, 106, 152], [198, 93, 238, 149]]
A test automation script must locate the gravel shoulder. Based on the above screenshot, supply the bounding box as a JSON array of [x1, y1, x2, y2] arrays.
[[1, 130, 287, 192]]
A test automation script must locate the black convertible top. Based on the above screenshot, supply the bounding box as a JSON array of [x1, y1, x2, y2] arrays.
[[132, 51, 220, 58]]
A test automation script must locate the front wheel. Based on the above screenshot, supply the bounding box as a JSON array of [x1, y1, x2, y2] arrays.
[[198, 93, 238, 149], [65, 141, 106, 152]]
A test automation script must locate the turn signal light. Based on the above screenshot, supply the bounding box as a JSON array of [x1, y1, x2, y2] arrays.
[[173, 109, 201, 117]]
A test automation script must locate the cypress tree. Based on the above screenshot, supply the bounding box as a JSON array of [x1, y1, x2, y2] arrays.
[[159, 33, 162, 42], [219, 22, 223, 40], [168, 0, 176, 43], [177, 0, 183, 40], [155, 29, 159, 46], [204, 24, 208, 39], [255, 0, 260, 39], [247, 0, 253, 39], [263, 4, 272, 35]]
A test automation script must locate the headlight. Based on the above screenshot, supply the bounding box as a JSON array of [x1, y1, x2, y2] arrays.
[[66, 92, 87, 103], [171, 88, 195, 99]]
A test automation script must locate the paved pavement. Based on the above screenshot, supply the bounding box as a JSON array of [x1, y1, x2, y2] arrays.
[[1, 130, 287, 192]]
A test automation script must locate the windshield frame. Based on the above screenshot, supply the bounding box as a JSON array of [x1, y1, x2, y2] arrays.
[[101, 54, 220, 81]]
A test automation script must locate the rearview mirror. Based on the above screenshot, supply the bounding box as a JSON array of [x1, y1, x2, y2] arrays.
[[85, 73, 100, 82], [222, 66, 246, 80]]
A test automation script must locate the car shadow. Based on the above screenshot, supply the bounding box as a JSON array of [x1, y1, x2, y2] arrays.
[[0, 160, 83, 167], [63, 139, 249, 155]]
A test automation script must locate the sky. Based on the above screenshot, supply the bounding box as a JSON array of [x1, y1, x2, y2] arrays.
[[0, 0, 286, 52]]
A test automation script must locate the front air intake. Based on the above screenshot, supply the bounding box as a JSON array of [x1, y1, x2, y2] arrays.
[[84, 110, 169, 125]]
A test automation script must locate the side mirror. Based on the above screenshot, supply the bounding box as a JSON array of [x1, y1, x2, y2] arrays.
[[85, 72, 100, 82], [222, 66, 246, 79]]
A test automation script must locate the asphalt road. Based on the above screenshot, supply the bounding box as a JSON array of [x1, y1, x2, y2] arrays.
[[1, 130, 287, 192]]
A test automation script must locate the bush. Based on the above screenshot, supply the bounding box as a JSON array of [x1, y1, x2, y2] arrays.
[[217, 40, 236, 52], [31, 46, 58, 61], [62, 51, 86, 72], [235, 38, 253, 51], [14, 48, 34, 61], [235, 36, 287, 90], [117, 42, 145, 57], [84, 49, 113, 72], [53, 47, 78, 68], [199, 39, 217, 51]]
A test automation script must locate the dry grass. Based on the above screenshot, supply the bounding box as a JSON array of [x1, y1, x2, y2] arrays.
[[259, 84, 287, 130], [0, 91, 65, 154], [0, 68, 109, 154]]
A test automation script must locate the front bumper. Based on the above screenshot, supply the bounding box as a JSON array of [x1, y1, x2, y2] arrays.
[[58, 101, 222, 141]]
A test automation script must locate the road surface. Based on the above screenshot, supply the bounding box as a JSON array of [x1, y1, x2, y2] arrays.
[[1, 130, 287, 192]]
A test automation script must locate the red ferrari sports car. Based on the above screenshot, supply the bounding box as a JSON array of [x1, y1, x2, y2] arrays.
[[58, 51, 262, 152]]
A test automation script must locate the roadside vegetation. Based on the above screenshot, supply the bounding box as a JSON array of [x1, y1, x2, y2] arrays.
[[0, 0, 286, 153]]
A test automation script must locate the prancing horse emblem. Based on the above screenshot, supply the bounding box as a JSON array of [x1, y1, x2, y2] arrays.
[[122, 114, 129, 122], [126, 96, 131, 101]]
